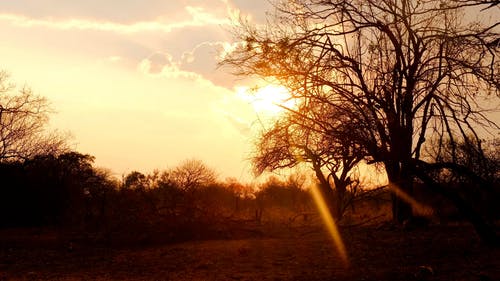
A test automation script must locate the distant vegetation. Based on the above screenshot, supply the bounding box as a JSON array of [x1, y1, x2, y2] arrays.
[[1, 146, 497, 247], [0, 151, 314, 245]]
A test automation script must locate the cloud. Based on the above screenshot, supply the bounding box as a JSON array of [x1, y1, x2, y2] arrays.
[[158, 25, 230, 59], [107, 56, 123, 63], [0, 1, 273, 90], [0, 6, 229, 34], [137, 52, 203, 81], [142, 52, 175, 74], [134, 42, 245, 89], [225, 0, 274, 24], [179, 42, 238, 88], [0, 0, 231, 23]]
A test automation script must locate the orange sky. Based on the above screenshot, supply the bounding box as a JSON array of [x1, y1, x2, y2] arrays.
[[0, 0, 280, 181], [1, 2, 497, 182]]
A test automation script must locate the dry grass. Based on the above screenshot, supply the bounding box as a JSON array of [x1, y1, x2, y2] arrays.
[[0, 222, 498, 281]]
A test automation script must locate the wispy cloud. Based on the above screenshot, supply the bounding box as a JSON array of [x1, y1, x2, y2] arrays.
[[137, 52, 205, 82], [0, 6, 230, 34]]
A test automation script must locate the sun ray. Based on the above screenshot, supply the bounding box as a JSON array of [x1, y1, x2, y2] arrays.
[[310, 183, 350, 267]]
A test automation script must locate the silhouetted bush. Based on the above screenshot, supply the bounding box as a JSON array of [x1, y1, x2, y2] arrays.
[[0, 152, 108, 228], [0, 155, 318, 245]]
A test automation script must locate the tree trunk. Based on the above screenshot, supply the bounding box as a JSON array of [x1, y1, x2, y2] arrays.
[[386, 161, 414, 223], [312, 163, 338, 220], [332, 177, 347, 221]]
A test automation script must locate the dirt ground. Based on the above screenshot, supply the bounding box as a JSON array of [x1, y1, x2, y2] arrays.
[[0, 223, 498, 281]]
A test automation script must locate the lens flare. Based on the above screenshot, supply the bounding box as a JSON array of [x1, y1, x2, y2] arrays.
[[310, 184, 349, 266], [389, 183, 434, 216]]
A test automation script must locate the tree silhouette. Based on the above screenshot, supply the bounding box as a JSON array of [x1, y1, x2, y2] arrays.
[[423, 137, 499, 222], [123, 171, 148, 189], [223, 0, 498, 242], [170, 159, 218, 190], [254, 100, 366, 220], [0, 71, 69, 162], [0, 152, 101, 227]]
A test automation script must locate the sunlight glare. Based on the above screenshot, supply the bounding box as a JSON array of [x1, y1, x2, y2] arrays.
[[310, 184, 349, 267], [237, 84, 294, 115]]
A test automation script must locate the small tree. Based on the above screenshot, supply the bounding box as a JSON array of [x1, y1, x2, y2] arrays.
[[170, 159, 218, 190], [254, 101, 366, 220], [123, 171, 148, 189]]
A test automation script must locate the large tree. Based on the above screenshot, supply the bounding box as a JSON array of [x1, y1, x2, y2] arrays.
[[223, 0, 499, 242]]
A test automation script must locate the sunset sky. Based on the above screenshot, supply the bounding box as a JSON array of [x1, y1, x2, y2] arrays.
[[0, 0, 283, 180]]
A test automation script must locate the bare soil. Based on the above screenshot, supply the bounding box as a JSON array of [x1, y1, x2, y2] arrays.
[[0, 224, 498, 281]]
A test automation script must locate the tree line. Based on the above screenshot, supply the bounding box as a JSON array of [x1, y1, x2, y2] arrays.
[[0, 152, 319, 244]]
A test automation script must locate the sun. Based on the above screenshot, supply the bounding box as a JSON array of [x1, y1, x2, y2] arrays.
[[237, 84, 294, 116]]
